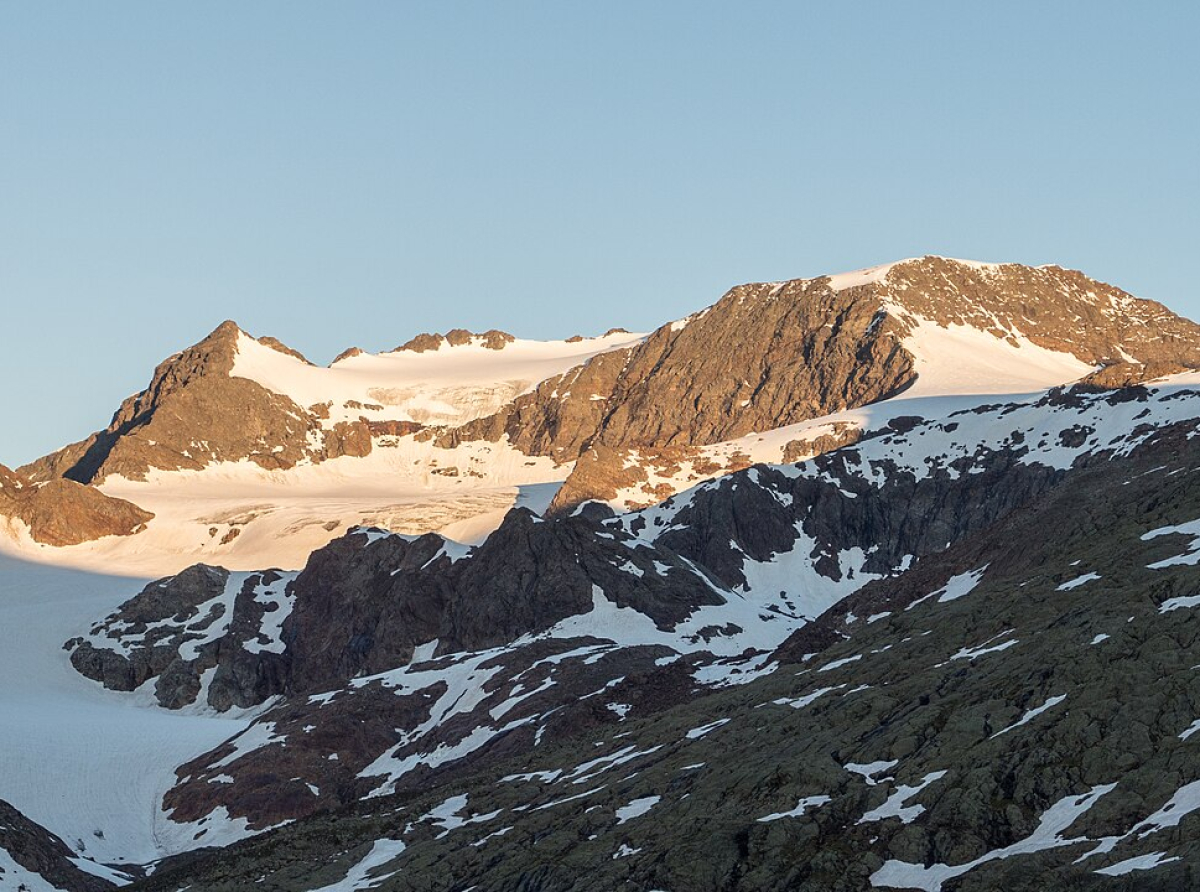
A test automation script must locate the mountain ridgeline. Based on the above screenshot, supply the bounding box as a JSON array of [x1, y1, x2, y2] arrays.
[[13, 258, 1200, 513]]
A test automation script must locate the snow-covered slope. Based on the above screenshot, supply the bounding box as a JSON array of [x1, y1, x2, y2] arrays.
[[0, 554, 266, 870], [232, 329, 646, 428], [4, 438, 562, 576]]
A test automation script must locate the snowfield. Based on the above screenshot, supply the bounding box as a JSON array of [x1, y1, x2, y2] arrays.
[[231, 329, 646, 428], [0, 553, 265, 867]]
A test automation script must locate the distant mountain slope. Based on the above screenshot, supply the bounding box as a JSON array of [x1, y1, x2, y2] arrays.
[[447, 256, 1199, 459], [9, 256, 1199, 562]]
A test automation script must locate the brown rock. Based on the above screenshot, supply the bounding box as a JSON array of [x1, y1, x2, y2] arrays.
[[392, 332, 444, 353], [782, 422, 863, 463], [480, 329, 516, 350], [256, 335, 311, 364], [321, 420, 373, 459], [21, 322, 339, 487], [0, 465, 152, 546], [449, 258, 1200, 474], [1079, 360, 1189, 390]]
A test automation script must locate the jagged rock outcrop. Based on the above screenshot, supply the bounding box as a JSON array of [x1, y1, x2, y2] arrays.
[[392, 329, 516, 353], [1080, 359, 1189, 390], [0, 462, 152, 546], [67, 564, 294, 710], [283, 511, 725, 694], [544, 443, 748, 516], [67, 509, 729, 710], [782, 421, 862, 462]]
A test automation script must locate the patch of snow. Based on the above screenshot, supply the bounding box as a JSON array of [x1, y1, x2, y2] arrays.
[[685, 718, 730, 740], [990, 695, 1068, 739], [615, 795, 661, 825], [757, 795, 831, 822], [1160, 595, 1200, 614], [845, 760, 899, 786], [308, 837, 408, 891], [773, 686, 842, 710], [871, 784, 1116, 891], [1095, 852, 1180, 876], [935, 567, 988, 603], [1057, 572, 1101, 592], [859, 771, 948, 824]]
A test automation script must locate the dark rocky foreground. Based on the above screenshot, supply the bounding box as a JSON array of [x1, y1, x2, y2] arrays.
[[51, 385, 1194, 891]]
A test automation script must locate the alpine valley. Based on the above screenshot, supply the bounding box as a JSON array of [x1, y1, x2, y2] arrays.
[[5, 255, 1200, 891]]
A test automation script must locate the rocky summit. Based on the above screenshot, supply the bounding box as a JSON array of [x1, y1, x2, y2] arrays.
[[4, 256, 1200, 891]]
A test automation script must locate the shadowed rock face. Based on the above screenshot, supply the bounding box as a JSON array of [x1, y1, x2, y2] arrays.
[[67, 509, 729, 711], [0, 462, 152, 546], [0, 798, 122, 891]]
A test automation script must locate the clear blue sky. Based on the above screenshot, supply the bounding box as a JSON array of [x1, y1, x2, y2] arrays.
[[2, 2, 1197, 465]]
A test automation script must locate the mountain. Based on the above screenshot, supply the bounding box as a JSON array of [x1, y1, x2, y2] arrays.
[[5, 256, 1198, 573], [46, 373, 1200, 873], [4, 255, 1200, 890]]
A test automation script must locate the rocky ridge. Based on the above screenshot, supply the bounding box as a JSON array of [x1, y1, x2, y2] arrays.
[[0, 798, 128, 891], [20, 321, 374, 487]]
